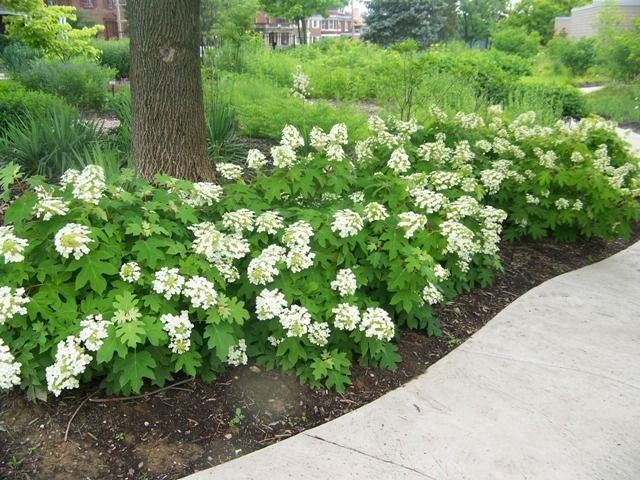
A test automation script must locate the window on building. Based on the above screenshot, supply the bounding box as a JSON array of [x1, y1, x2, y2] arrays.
[[281, 32, 289, 45], [329, 20, 334, 30], [321, 20, 327, 29], [104, 0, 115, 9], [81, 0, 94, 8], [313, 20, 318, 28], [268, 32, 278, 45]]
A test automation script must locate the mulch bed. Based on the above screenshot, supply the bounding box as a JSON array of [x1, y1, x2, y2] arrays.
[[1, 225, 639, 480]]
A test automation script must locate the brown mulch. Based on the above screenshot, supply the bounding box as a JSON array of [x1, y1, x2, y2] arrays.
[[1, 225, 639, 480]]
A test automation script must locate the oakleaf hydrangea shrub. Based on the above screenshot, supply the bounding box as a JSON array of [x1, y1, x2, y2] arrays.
[[409, 107, 640, 240], [0, 121, 509, 399]]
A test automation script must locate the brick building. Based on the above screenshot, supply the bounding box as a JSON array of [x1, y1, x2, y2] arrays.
[[254, 8, 360, 48], [555, 0, 640, 38], [49, 0, 126, 39]]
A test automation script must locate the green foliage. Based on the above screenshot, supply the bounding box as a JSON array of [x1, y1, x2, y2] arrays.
[[0, 42, 43, 75], [587, 83, 640, 126], [458, 0, 508, 45], [596, 12, 640, 81], [205, 95, 244, 163], [546, 37, 596, 77], [0, 104, 105, 178], [201, 0, 260, 46], [2, 0, 103, 60], [92, 39, 130, 79], [0, 81, 75, 132], [362, 0, 458, 48], [512, 77, 588, 118], [14, 58, 116, 110], [491, 27, 541, 59]]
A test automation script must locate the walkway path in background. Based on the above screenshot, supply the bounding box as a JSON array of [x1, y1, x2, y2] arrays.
[[184, 240, 640, 479]]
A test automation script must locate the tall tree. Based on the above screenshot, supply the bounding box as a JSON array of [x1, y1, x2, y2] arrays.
[[362, 0, 457, 48], [260, 0, 348, 45], [499, 0, 590, 43], [128, 0, 214, 181], [458, 0, 508, 46], [201, 0, 260, 46]]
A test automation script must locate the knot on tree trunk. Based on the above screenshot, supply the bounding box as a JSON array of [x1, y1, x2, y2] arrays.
[[159, 45, 177, 63]]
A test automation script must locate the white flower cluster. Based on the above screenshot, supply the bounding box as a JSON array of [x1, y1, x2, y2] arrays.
[[0, 286, 30, 326], [455, 112, 485, 130], [308, 322, 331, 346], [248, 245, 286, 285], [359, 307, 394, 341], [422, 283, 444, 305], [418, 134, 452, 164], [0, 226, 28, 263], [0, 338, 21, 390], [534, 148, 558, 169], [256, 211, 284, 234], [363, 202, 389, 222], [279, 304, 312, 337], [434, 264, 450, 281], [227, 339, 248, 366], [355, 138, 374, 163], [428, 171, 462, 191], [410, 189, 448, 214], [451, 141, 475, 169], [152, 267, 185, 299], [388, 148, 411, 174], [54, 223, 92, 260], [332, 303, 360, 331], [184, 275, 218, 309], [331, 209, 364, 238], [255, 288, 288, 321], [446, 196, 480, 221], [160, 311, 193, 354], [555, 198, 570, 210], [440, 220, 480, 272], [78, 314, 111, 351], [310, 124, 349, 161], [46, 336, 92, 396], [397, 212, 427, 239], [222, 209, 255, 233], [33, 186, 69, 221], [291, 65, 310, 99], [282, 220, 315, 273], [183, 182, 224, 207], [60, 168, 80, 188], [72, 165, 106, 205], [217, 163, 244, 181], [271, 125, 304, 169], [330, 268, 357, 296], [119, 261, 141, 283], [190, 222, 250, 278], [247, 149, 267, 170]]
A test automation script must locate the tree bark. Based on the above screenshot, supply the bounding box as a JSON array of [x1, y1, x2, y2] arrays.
[[128, 0, 215, 181]]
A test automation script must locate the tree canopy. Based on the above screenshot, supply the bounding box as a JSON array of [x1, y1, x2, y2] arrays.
[[1, 0, 103, 59], [458, 0, 508, 45], [201, 0, 260, 45], [362, 0, 457, 48]]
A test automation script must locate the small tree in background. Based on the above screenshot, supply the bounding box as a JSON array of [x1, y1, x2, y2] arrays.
[[458, 0, 508, 46], [362, 0, 457, 48], [1, 0, 103, 59]]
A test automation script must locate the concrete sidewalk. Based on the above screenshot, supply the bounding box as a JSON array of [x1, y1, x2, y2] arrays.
[[184, 240, 640, 480]]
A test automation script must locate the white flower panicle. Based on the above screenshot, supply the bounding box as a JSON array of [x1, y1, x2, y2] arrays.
[[368, 115, 387, 135], [0, 226, 28, 263], [247, 149, 267, 170], [282, 221, 314, 247], [291, 65, 310, 99], [255, 288, 288, 321], [355, 138, 374, 162], [349, 191, 365, 204], [446, 196, 480, 221], [455, 112, 485, 130], [256, 211, 284, 234], [160, 311, 193, 354], [0, 286, 30, 326], [555, 198, 570, 210], [270, 144, 298, 169], [332, 303, 360, 331], [397, 212, 427, 239], [331, 209, 364, 238], [60, 168, 80, 188], [248, 245, 286, 285], [184, 276, 218, 309], [434, 264, 450, 281], [387, 148, 411, 174], [227, 339, 248, 366], [190, 222, 250, 265], [359, 308, 394, 341], [217, 163, 244, 181], [308, 322, 331, 346], [281, 125, 305, 150], [363, 202, 389, 222], [46, 336, 92, 396], [72, 165, 106, 205], [54, 223, 92, 260], [152, 267, 185, 300], [440, 220, 479, 271], [285, 244, 316, 273], [418, 134, 452, 164], [79, 314, 111, 351], [330, 268, 357, 296], [222, 209, 255, 233], [422, 283, 444, 305], [0, 338, 21, 390], [33, 186, 69, 221], [119, 261, 141, 283], [525, 194, 540, 205], [410, 189, 448, 214], [280, 305, 312, 337], [185, 182, 224, 207]]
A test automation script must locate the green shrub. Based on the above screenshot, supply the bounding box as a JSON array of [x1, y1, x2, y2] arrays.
[[547, 37, 596, 76], [512, 78, 588, 118], [0, 42, 43, 75], [0, 104, 104, 178], [15, 58, 116, 110], [587, 83, 640, 125], [492, 27, 541, 59], [92, 39, 130, 79], [0, 81, 75, 132]]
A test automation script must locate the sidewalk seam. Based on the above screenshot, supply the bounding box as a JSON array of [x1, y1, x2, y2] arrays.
[[303, 432, 437, 479]]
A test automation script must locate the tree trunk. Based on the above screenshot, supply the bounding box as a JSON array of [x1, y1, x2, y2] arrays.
[[128, 0, 215, 181]]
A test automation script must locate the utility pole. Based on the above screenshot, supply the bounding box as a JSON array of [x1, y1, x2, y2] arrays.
[[115, 0, 124, 39], [350, 0, 355, 39]]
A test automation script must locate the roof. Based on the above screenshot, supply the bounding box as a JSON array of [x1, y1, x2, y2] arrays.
[[572, 0, 640, 13]]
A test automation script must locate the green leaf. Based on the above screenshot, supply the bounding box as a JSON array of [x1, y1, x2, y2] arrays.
[[112, 350, 156, 394], [131, 237, 166, 268], [203, 323, 236, 361], [142, 316, 167, 346], [115, 319, 146, 348], [174, 349, 202, 376], [96, 325, 128, 363], [71, 250, 119, 295]]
